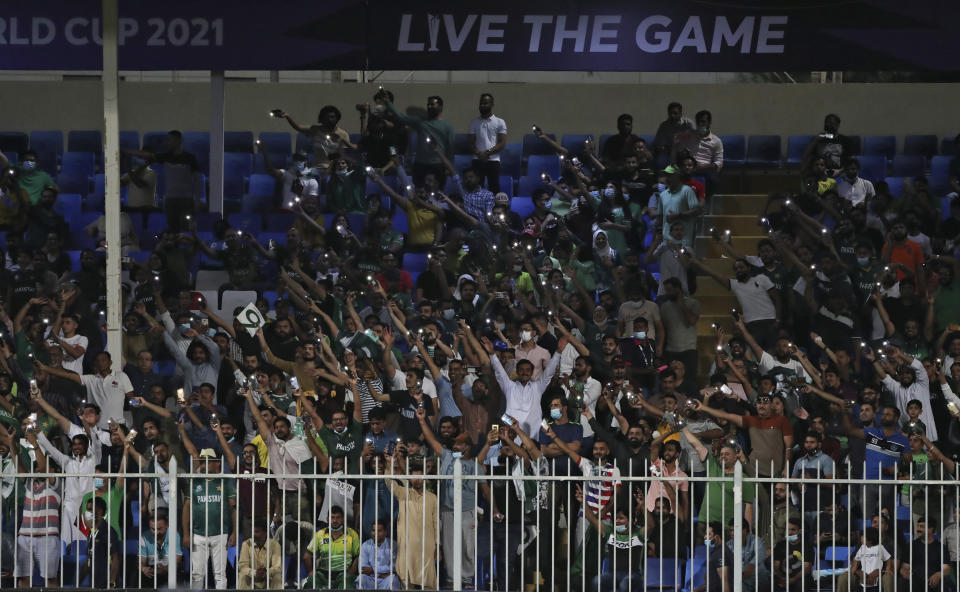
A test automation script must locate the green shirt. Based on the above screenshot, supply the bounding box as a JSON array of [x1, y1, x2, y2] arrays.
[[307, 527, 361, 573], [326, 169, 367, 214], [17, 169, 56, 205], [698, 456, 755, 526], [189, 477, 235, 536], [318, 419, 364, 472], [81, 484, 125, 539], [386, 103, 455, 165], [934, 282, 960, 332]]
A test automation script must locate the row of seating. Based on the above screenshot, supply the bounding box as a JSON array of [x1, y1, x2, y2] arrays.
[[2, 130, 957, 177]]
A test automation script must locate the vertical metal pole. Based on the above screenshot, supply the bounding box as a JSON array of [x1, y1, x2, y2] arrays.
[[733, 461, 743, 592], [453, 459, 463, 589], [101, 0, 122, 363], [167, 457, 178, 589], [209, 70, 225, 213]]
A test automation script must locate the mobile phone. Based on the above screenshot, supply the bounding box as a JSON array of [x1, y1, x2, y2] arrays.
[[270, 109, 284, 117], [500, 414, 513, 426], [389, 146, 397, 156], [210, 414, 220, 429], [129, 397, 141, 407], [492, 424, 499, 434], [126, 428, 138, 442], [290, 376, 300, 390], [719, 384, 733, 396], [731, 309, 741, 321], [176, 388, 185, 405], [200, 318, 209, 328], [541, 419, 550, 431]]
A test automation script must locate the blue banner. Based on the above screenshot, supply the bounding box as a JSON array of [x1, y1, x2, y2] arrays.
[[0, 0, 957, 71]]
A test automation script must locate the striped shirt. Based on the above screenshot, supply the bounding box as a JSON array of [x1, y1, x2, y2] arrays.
[[19, 477, 60, 536], [578, 457, 621, 516]]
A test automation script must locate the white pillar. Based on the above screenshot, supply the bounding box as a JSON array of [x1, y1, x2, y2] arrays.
[[733, 461, 743, 592], [102, 0, 121, 364], [209, 70, 225, 213]]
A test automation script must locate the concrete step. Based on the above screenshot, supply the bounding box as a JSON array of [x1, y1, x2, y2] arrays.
[[702, 214, 768, 236], [711, 194, 770, 215], [696, 235, 768, 258]]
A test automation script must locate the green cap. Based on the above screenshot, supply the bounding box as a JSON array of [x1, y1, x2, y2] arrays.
[[663, 165, 679, 175]]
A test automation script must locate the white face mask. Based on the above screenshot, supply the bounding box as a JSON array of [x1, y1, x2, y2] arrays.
[[520, 330, 533, 343], [84, 510, 95, 524]]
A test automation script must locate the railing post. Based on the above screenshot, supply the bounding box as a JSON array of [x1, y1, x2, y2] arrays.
[[453, 460, 463, 591], [168, 456, 179, 590], [733, 461, 743, 592]]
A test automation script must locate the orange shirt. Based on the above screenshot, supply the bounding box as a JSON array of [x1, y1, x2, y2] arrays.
[[881, 239, 924, 280]]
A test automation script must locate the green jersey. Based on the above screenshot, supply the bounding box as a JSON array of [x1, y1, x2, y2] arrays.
[[189, 477, 235, 536], [307, 527, 361, 573], [698, 456, 755, 527]]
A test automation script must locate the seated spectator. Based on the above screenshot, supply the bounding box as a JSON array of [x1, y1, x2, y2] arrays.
[[138, 509, 183, 587], [237, 518, 283, 590], [356, 520, 401, 590]]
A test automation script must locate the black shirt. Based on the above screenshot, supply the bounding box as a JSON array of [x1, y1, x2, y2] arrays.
[[86, 523, 121, 587], [389, 390, 436, 440]]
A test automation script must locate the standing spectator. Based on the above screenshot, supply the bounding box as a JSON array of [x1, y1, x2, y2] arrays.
[[120, 153, 158, 212], [657, 165, 702, 251], [689, 259, 780, 349], [673, 110, 723, 194], [659, 277, 701, 375], [47, 311, 87, 376], [35, 423, 101, 543], [124, 131, 201, 232], [163, 327, 221, 398], [384, 94, 455, 185], [385, 454, 439, 590], [468, 92, 508, 193], [801, 113, 852, 176], [237, 518, 283, 590], [303, 505, 360, 590], [683, 423, 755, 532], [838, 526, 894, 592], [0, 167, 32, 229], [842, 401, 909, 520], [538, 393, 583, 474], [278, 105, 354, 169], [183, 448, 236, 590], [647, 433, 690, 520], [837, 157, 876, 207], [36, 351, 133, 430], [356, 520, 401, 590], [601, 113, 640, 163], [881, 219, 925, 283], [869, 346, 937, 441], [652, 102, 694, 159], [485, 334, 564, 437]]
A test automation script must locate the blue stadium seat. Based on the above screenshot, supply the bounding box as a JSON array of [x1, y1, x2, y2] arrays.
[[517, 175, 549, 197], [145, 212, 168, 236], [241, 194, 274, 214], [393, 210, 408, 233], [30, 130, 63, 172], [68, 212, 99, 233], [228, 212, 262, 234], [142, 131, 167, 153], [561, 134, 593, 156], [403, 253, 429, 274], [863, 135, 896, 160], [127, 212, 144, 230], [183, 131, 210, 174], [296, 133, 312, 155], [891, 155, 924, 178], [525, 155, 561, 179], [261, 290, 278, 310], [264, 212, 296, 232], [453, 154, 474, 174], [58, 152, 96, 195], [823, 546, 854, 567], [247, 173, 277, 197], [903, 134, 938, 159], [786, 135, 815, 167], [718, 135, 745, 167], [929, 174, 950, 197], [67, 250, 82, 272], [500, 142, 522, 179], [521, 132, 557, 157], [128, 250, 152, 264], [855, 155, 887, 183], [510, 196, 535, 219], [224, 131, 254, 153], [54, 193, 83, 219], [846, 135, 862, 155], [0, 132, 28, 154], [67, 130, 102, 155], [154, 359, 176, 376], [931, 155, 951, 178], [746, 135, 781, 167], [941, 136, 957, 156], [2, 151, 17, 166], [256, 232, 286, 249], [453, 133, 473, 154], [118, 130, 139, 152], [258, 132, 292, 155], [253, 153, 289, 175], [884, 177, 905, 198], [682, 557, 706, 592], [645, 558, 679, 589], [498, 175, 514, 197], [224, 153, 254, 201]]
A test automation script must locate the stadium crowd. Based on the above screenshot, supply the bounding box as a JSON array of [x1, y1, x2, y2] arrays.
[[0, 88, 959, 592]]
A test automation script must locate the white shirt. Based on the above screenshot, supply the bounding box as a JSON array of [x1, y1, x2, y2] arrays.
[[468, 115, 507, 162], [58, 332, 89, 375], [491, 353, 560, 438], [758, 352, 811, 383], [562, 377, 603, 439], [881, 358, 937, 441], [853, 543, 891, 579], [81, 370, 135, 429], [37, 430, 102, 542], [838, 176, 875, 207], [729, 274, 776, 323]]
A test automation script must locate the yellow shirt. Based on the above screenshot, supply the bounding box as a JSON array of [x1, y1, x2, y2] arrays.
[[404, 201, 438, 246]]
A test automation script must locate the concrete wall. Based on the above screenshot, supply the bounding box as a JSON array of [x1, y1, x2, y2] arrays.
[[1, 81, 957, 150]]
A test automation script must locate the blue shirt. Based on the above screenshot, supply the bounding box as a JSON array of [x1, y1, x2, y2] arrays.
[[435, 375, 462, 419], [439, 449, 479, 510], [359, 537, 396, 576], [538, 420, 584, 475], [366, 430, 400, 455], [863, 427, 908, 480], [140, 528, 183, 566]]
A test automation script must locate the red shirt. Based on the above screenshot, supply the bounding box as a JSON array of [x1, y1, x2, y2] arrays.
[[881, 239, 924, 280], [685, 179, 706, 203]]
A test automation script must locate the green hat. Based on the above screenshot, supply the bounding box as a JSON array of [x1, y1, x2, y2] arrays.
[[663, 165, 679, 175]]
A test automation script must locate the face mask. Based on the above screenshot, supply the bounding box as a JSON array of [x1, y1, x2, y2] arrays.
[[21, 161, 37, 172], [334, 426, 347, 434], [634, 332, 647, 340], [615, 524, 627, 533], [657, 183, 666, 192], [336, 169, 349, 177], [520, 330, 533, 343], [856, 257, 870, 267], [364, 329, 379, 343], [496, 322, 506, 331], [94, 477, 105, 489], [179, 323, 191, 332], [697, 126, 709, 136], [543, 200, 553, 209], [452, 451, 463, 459], [704, 538, 713, 548], [84, 510, 96, 523], [550, 408, 562, 420], [207, 329, 217, 338], [442, 309, 455, 320], [603, 187, 616, 198], [787, 534, 799, 543], [330, 523, 344, 532]]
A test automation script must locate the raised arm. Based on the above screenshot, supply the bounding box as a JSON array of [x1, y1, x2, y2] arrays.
[[732, 315, 766, 361], [415, 406, 444, 457], [690, 399, 744, 427], [686, 256, 731, 290], [680, 425, 710, 463]]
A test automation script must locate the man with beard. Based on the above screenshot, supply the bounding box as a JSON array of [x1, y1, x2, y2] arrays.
[[538, 391, 583, 475], [374, 251, 413, 300], [256, 329, 318, 395], [601, 113, 641, 164], [647, 434, 690, 521], [652, 102, 694, 159], [485, 334, 565, 438], [383, 93, 455, 186], [184, 449, 236, 590], [932, 258, 960, 331], [37, 351, 133, 430], [881, 218, 925, 284], [562, 355, 602, 446], [192, 228, 259, 291], [734, 315, 817, 393], [842, 401, 908, 520], [468, 92, 507, 193], [224, 441, 274, 539], [163, 327, 220, 398], [139, 440, 176, 524], [801, 113, 852, 176], [659, 277, 701, 377], [868, 345, 937, 441]]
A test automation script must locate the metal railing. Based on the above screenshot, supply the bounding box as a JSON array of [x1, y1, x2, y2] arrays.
[[1, 454, 958, 591]]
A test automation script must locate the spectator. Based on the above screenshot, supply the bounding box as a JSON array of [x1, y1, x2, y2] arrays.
[[838, 526, 894, 592], [385, 454, 439, 590], [486, 333, 564, 437], [673, 110, 723, 193], [303, 504, 360, 590], [601, 113, 641, 163], [701, 521, 734, 592], [468, 93, 508, 193], [138, 509, 183, 588], [37, 351, 133, 429], [124, 130, 201, 232], [356, 520, 401, 590], [237, 518, 283, 590], [183, 448, 236, 590], [82, 497, 120, 588], [278, 106, 354, 170], [384, 94, 455, 185], [653, 102, 694, 159], [772, 517, 814, 592], [837, 157, 876, 208]]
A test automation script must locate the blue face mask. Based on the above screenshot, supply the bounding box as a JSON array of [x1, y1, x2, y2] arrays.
[[295, 161, 307, 172], [94, 477, 105, 489], [615, 524, 627, 533], [857, 257, 870, 267], [603, 187, 616, 198], [787, 534, 799, 543], [704, 538, 713, 548], [207, 329, 217, 337], [21, 161, 37, 172], [634, 331, 647, 340], [657, 183, 667, 192], [452, 451, 463, 459], [442, 309, 455, 320], [543, 200, 553, 209], [179, 323, 191, 332], [550, 408, 562, 420]]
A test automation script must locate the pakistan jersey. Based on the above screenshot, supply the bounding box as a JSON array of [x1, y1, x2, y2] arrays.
[[189, 478, 235, 536]]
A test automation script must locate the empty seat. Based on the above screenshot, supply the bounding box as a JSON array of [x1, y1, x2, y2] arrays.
[[118, 130, 140, 152], [223, 131, 254, 153], [510, 196, 535, 219], [903, 134, 938, 159], [258, 132, 292, 155], [67, 130, 102, 156], [0, 132, 28, 154], [253, 152, 289, 175], [183, 131, 210, 174], [931, 155, 951, 178], [228, 212, 262, 234], [560, 134, 593, 156], [2, 151, 17, 166], [499, 142, 522, 179], [54, 193, 83, 219], [453, 133, 473, 154], [196, 270, 230, 291], [393, 210, 408, 233], [247, 173, 277, 197], [223, 153, 254, 201], [453, 154, 474, 174], [58, 152, 96, 195], [67, 250, 82, 272], [645, 557, 679, 589], [142, 132, 168, 153], [403, 253, 429, 274], [863, 135, 896, 160], [891, 155, 924, 178], [517, 175, 549, 198], [786, 135, 815, 167], [855, 155, 887, 183], [941, 136, 957, 156], [521, 133, 557, 157], [884, 177, 905, 198], [264, 212, 296, 232], [525, 155, 561, 179], [718, 135, 746, 167], [823, 546, 855, 566], [746, 135, 782, 167], [497, 175, 514, 197], [30, 130, 63, 172]]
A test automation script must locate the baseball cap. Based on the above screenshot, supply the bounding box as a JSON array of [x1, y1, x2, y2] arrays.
[[611, 355, 626, 368], [493, 339, 509, 352], [198, 448, 218, 459], [663, 165, 679, 175], [403, 351, 422, 362], [494, 192, 510, 203]]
